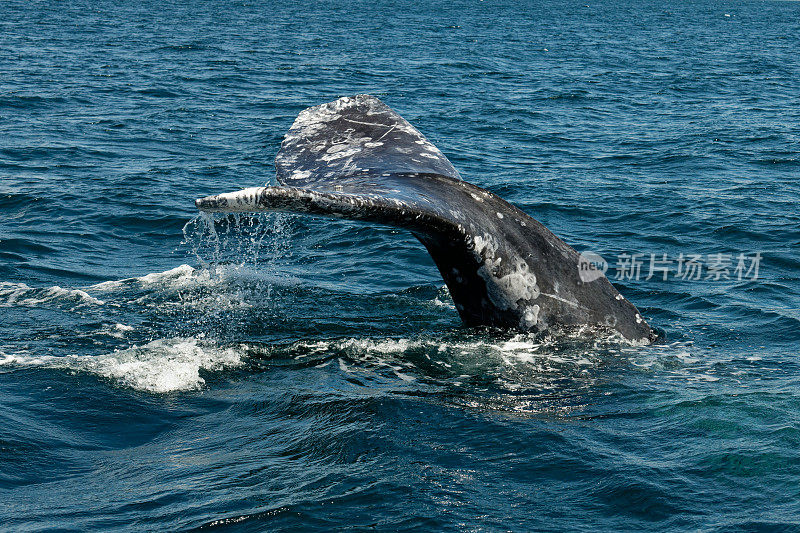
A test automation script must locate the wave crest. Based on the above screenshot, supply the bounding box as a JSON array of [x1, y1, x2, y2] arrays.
[[0, 337, 243, 393], [0, 281, 105, 308]]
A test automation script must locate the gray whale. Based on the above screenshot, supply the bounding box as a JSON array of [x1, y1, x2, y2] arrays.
[[196, 95, 656, 344]]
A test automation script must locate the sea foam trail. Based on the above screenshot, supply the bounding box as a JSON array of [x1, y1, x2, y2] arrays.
[[0, 337, 243, 393]]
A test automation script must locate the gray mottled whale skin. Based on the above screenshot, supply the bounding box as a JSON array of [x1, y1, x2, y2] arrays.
[[197, 95, 656, 344]]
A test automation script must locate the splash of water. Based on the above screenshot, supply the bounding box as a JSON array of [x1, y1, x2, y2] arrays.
[[181, 211, 292, 280]]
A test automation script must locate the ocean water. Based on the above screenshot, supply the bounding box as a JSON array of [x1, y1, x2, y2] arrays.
[[2, 0, 799, 530]]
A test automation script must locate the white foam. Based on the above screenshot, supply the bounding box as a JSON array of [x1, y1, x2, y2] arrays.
[[96, 323, 135, 339], [339, 337, 420, 354], [0, 338, 243, 393], [0, 281, 105, 307], [295, 329, 640, 375], [89, 264, 197, 291], [89, 264, 294, 310], [432, 297, 456, 309], [499, 339, 540, 352]]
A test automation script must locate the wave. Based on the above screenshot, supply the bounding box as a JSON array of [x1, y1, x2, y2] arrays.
[[0, 337, 243, 393], [89, 263, 290, 293], [0, 321, 654, 397], [0, 94, 68, 109], [0, 260, 731, 402], [248, 327, 655, 385], [88, 264, 199, 291], [85, 263, 296, 316], [0, 281, 105, 308]]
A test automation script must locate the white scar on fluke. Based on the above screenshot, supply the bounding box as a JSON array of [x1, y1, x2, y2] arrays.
[[196, 95, 657, 344]]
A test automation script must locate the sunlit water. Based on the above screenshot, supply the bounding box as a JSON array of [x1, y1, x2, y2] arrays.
[[2, 0, 799, 530]]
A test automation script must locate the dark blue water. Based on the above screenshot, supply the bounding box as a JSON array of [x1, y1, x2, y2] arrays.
[[2, 0, 799, 530]]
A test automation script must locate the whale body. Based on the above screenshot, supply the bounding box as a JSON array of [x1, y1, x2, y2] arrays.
[[196, 95, 656, 344]]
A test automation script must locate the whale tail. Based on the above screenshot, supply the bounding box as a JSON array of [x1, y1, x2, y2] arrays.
[[196, 95, 656, 343]]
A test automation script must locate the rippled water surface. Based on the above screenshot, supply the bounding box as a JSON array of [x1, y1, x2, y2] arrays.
[[2, 0, 799, 530]]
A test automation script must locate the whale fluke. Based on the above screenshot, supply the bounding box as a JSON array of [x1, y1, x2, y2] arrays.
[[196, 95, 656, 343]]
